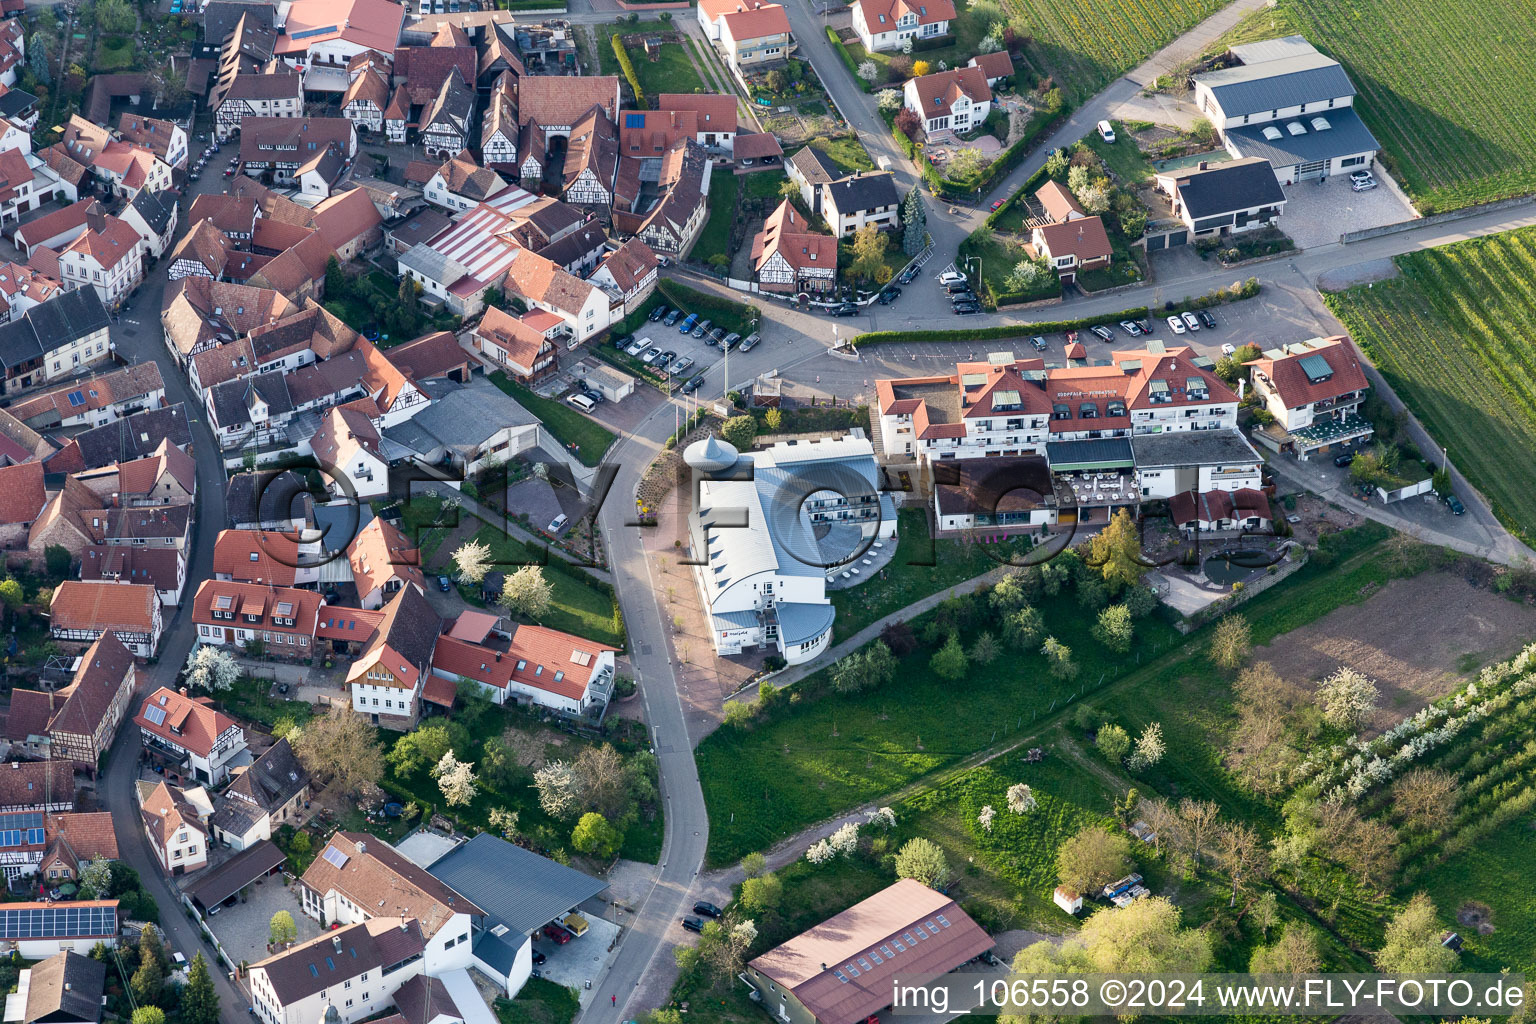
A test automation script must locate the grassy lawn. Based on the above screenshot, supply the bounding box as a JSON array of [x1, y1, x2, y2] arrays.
[[217, 678, 314, 733], [488, 372, 616, 467], [808, 135, 875, 175], [742, 171, 789, 201], [1083, 123, 1156, 184], [1322, 227, 1536, 543], [958, 231, 1062, 305], [1272, 0, 1536, 210], [691, 171, 739, 264], [494, 980, 581, 1024], [464, 524, 627, 648], [828, 507, 1022, 640], [627, 41, 708, 95], [1415, 797, 1536, 974], [1010, 0, 1228, 102], [698, 570, 1186, 864]]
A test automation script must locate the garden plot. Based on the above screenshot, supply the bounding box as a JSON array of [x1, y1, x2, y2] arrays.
[[1252, 572, 1536, 734]]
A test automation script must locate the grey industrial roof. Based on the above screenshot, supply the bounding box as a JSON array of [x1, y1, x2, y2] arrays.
[[1227, 35, 1318, 65], [1044, 437, 1134, 469], [1130, 429, 1262, 468], [1197, 52, 1355, 117], [1223, 105, 1380, 168], [185, 839, 286, 909], [775, 602, 835, 646], [382, 379, 537, 455], [1163, 157, 1286, 219], [426, 833, 606, 936]]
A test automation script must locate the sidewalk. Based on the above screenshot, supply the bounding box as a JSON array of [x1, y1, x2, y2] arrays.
[[732, 565, 1010, 698]]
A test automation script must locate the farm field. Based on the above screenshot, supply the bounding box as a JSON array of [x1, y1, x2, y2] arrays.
[[1278, 0, 1536, 211], [1323, 226, 1536, 543], [1008, 0, 1229, 101]]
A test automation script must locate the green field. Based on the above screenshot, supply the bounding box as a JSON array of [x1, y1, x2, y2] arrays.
[[691, 172, 739, 264], [1007, 0, 1229, 101], [1274, 0, 1536, 210], [627, 42, 708, 96], [488, 372, 616, 467], [1323, 227, 1536, 542]]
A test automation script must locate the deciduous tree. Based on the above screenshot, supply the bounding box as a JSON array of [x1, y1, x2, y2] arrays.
[[534, 760, 580, 819], [720, 415, 758, 451], [269, 910, 297, 947], [1087, 508, 1148, 588], [1006, 783, 1036, 814], [451, 538, 492, 583], [571, 811, 622, 860], [1378, 893, 1459, 974], [970, 631, 1000, 665], [894, 107, 921, 141], [1055, 827, 1132, 894], [1041, 635, 1077, 680], [929, 632, 969, 680], [77, 857, 112, 900], [432, 750, 477, 806], [1216, 822, 1269, 906], [499, 564, 553, 619], [573, 743, 629, 820], [1128, 722, 1165, 772], [1317, 666, 1379, 730], [741, 852, 767, 879], [1005, 897, 1210, 1001], [1394, 767, 1457, 831], [849, 223, 890, 281], [739, 872, 783, 914], [1250, 925, 1321, 976], [894, 837, 950, 888], [1003, 605, 1045, 649], [1092, 604, 1134, 653], [1096, 723, 1131, 763], [290, 710, 383, 797], [184, 646, 240, 692], [1209, 614, 1252, 670]]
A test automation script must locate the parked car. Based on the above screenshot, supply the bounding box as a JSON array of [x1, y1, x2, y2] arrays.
[[548, 513, 569, 533], [669, 356, 695, 376], [437, 575, 452, 592], [1167, 315, 1187, 334], [989, 198, 1005, 211], [693, 901, 723, 918], [1119, 320, 1143, 336], [682, 374, 706, 393], [531, 951, 547, 966], [1350, 168, 1374, 182], [613, 334, 631, 350], [898, 266, 919, 285], [641, 347, 663, 364], [938, 270, 967, 286], [1197, 309, 1217, 329], [1181, 312, 1201, 331], [1221, 343, 1236, 355], [1096, 119, 1116, 143], [649, 306, 669, 322], [1031, 335, 1048, 352], [691, 318, 713, 338], [708, 326, 727, 344], [678, 313, 698, 334], [1445, 494, 1466, 515], [831, 303, 860, 317], [945, 281, 972, 295], [681, 917, 705, 934], [721, 332, 741, 350], [654, 352, 675, 370], [739, 332, 761, 352], [1333, 453, 1355, 467], [1351, 175, 1378, 192], [663, 309, 683, 327], [953, 303, 981, 315], [1138, 319, 1154, 334], [1090, 324, 1114, 342], [582, 388, 603, 404], [878, 287, 901, 305], [543, 923, 572, 944], [625, 337, 648, 356]]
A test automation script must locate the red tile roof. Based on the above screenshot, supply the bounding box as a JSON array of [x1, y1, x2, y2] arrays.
[[657, 93, 738, 134], [133, 686, 241, 759], [50, 581, 157, 633], [191, 579, 322, 640], [212, 529, 303, 585], [908, 65, 990, 120], [1033, 215, 1112, 264], [347, 516, 425, 601], [1244, 335, 1369, 408], [0, 460, 45, 525]]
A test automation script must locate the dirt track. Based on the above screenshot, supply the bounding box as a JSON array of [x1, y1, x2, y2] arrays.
[[1254, 572, 1536, 733]]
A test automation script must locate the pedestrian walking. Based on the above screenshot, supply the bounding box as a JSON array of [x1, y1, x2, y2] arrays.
[[612, 996, 617, 1007]]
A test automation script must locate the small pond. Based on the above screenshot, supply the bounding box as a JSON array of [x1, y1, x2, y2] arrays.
[[1202, 549, 1273, 586]]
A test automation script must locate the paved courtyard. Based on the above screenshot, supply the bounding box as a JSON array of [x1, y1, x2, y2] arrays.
[[206, 874, 319, 968], [534, 909, 621, 1008], [1277, 170, 1418, 249]]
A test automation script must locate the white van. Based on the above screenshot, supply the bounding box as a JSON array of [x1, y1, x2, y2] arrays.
[[1096, 120, 1116, 143], [566, 393, 596, 412]]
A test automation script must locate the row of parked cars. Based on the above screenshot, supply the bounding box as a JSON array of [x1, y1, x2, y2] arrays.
[[938, 271, 982, 315]]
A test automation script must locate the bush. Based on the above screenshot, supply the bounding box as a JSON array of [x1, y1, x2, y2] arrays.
[[612, 35, 647, 109]]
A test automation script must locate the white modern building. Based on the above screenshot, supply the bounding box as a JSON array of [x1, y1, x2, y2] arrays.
[[687, 432, 897, 665], [850, 0, 954, 51]]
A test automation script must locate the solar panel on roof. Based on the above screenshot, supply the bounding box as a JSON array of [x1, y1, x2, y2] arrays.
[[0, 905, 115, 938], [624, 113, 644, 128], [289, 24, 338, 39], [67, 391, 86, 407], [321, 845, 349, 868], [1298, 353, 1333, 382], [144, 705, 167, 726]]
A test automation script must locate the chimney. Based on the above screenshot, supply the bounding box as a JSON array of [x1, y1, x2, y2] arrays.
[[356, 840, 366, 854], [495, 651, 502, 661], [1197, 160, 1208, 170], [332, 935, 341, 952], [179, 687, 188, 696]]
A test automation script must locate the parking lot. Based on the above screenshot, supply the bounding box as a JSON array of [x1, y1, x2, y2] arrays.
[[205, 874, 319, 967], [533, 907, 621, 1008], [1273, 169, 1418, 249]]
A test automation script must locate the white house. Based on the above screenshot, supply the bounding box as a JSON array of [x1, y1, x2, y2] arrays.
[[309, 405, 388, 499], [821, 170, 901, 236], [1154, 157, 1287, 237], [903, 66, 991, 136], [54, 214, 145, 310], [345, 585, 439, 725], [850, 0, 953, 52], [431, 613, 618, 717], [1194, 35, 1379, 183], [346, 517, 426, 612], [587, 238, 659, 315], [699, 0, 793, 71], [1244, 335, 1375, 459], [132, 686, 248, 787], [0, 901, 119, 960], [687, 432, 897, 665], [120, 188, 180, 260], [139, 780, 210, 875], [423, 150, 509, 213], [249, 918, 428, 1024]]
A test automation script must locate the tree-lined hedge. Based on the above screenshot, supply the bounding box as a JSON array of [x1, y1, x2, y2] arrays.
[[825, 26, 865, 88], [848, 308, 1152, 346], [612, 34, 647, 109]]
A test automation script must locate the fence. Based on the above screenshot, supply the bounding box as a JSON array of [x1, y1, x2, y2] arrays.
[[1377, 477, 1435, 504], [1338, 193, 1536, 245]]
